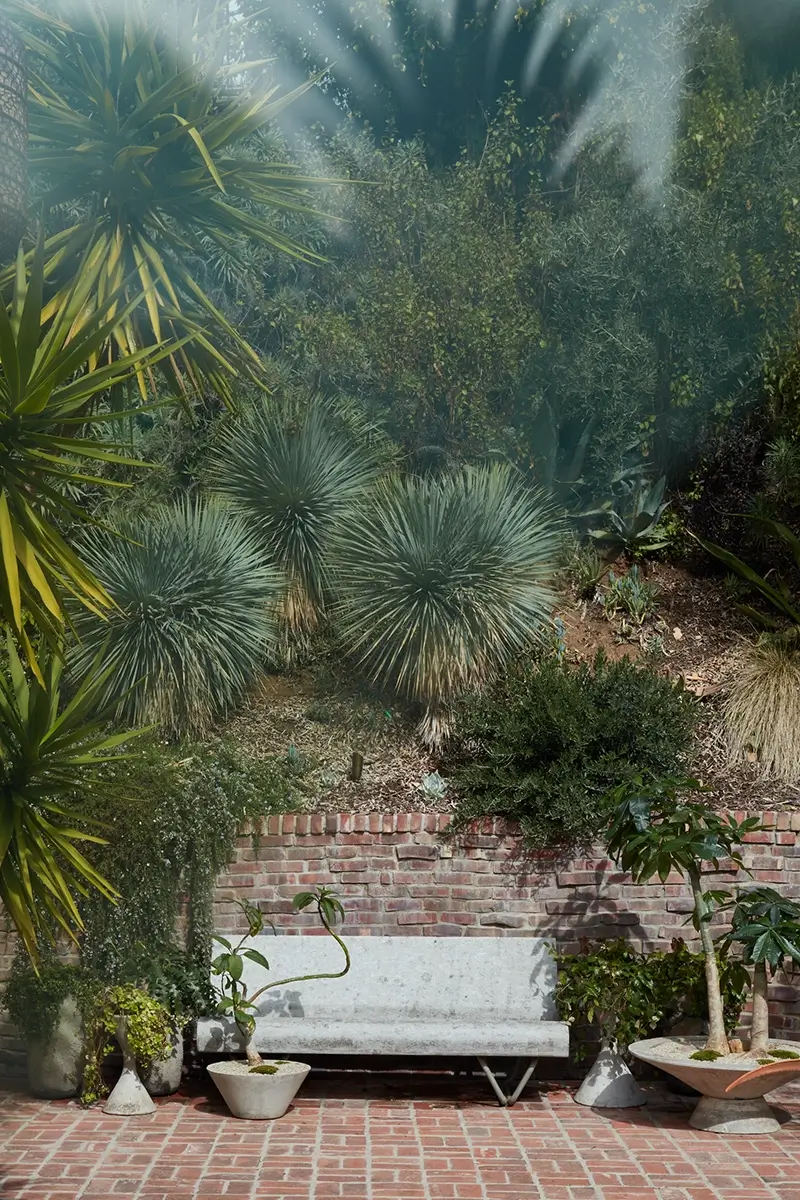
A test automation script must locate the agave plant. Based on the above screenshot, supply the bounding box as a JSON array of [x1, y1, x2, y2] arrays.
[[334, 465, 561, 746], [586, 475, 670, 558], [4, 0, 324, 403], [71, 500, 283, 737], [0, 636, 144, 961], [209, 396, 377, 644], [0, 239, 180, 672]]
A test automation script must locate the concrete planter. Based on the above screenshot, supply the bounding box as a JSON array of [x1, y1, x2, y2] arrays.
[[103, 1018, 155, 1116], [630, 1036, 800, 1134], [27, 997, 83, 1099], [207, 1060, 310, 1120], [141, 1027, 184, 1097], [574, 1041, 647, 1109]]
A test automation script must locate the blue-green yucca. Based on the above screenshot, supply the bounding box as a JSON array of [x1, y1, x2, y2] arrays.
[[72, 500, 282, 737], [334, 465, 561, 745], [210, 397, 377, 641]]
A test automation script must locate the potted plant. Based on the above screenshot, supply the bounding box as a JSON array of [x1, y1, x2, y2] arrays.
[[720, 887, 800, 1059], [81, 984, 174, 1114], [556, 939, 749, 1108], [607, 775, 800, 1134], [3, 957, 94, 1099], [207, 887, 349, 1120]]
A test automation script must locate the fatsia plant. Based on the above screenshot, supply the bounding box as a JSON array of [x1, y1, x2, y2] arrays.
[[0, 636, 142, 961], [334, 465, 560, 746], [5, 0, 324, 403], [210, 396, 377, 646], [720, 887, 800, 1058], [71, 499, 282, 737], [0, 239, 181, 672], [606, 775, 760, 1057]]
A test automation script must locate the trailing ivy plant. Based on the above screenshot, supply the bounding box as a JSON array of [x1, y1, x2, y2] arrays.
[[78, 738, 299, 980], [81, 984, 173, 1107]]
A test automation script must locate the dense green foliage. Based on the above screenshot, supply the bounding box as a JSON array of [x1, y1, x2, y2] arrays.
[[81, 983, 173, 1106], [449, 653, 696, 850], [78, 738, 298, 979], [72, 500, 282, 737], [2, 957, 95, 1045], [335, 466, 560, 744], [556, 938, 749, 1056]]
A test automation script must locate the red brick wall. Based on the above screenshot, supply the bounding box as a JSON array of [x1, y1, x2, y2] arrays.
[[215, 810, 800, 1039], [3, 809, 799, 1078]]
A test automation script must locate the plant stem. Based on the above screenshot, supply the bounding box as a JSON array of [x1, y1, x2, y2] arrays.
[[688, 866, 730, 1056], [749, 961, 770, 1057]]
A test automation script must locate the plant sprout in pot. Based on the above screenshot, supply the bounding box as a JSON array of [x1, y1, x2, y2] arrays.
[[607, 776, 800, 1134], [208, 888, 349, 1120]]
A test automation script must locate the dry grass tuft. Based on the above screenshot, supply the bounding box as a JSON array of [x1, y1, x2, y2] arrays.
[[723, 636, 800, 782]]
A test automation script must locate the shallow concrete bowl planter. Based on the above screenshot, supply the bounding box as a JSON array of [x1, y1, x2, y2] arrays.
[[207, 1060, 311, 1120], [629, 1036, 800, 1134]]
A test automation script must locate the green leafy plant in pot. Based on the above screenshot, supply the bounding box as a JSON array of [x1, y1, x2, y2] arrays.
[[3, 958, 95, 1099], [208, 888, 349, 1120], [81, 984, 174, 1114], [606, 776, 800, 1134]]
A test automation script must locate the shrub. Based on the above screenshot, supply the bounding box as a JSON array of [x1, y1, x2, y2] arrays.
[[602, 566, 660, 626], [334, 465, 561, 745], [209, 396, 377, 645], [72, 499, 281, 737], [449, 652, 696, 849], [723, 635, 800, 781]]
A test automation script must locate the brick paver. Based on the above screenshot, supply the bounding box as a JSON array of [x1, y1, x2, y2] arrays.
[[1, 1076, 799, 1200]]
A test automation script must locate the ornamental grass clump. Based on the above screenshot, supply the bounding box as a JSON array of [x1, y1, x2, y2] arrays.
[[334, 464, 560, 746], [723, 635, 800, 783], [73, 499, 282, 738]]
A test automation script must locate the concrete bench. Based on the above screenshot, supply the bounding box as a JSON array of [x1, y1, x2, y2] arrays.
[[196, 935, 569, 1105]]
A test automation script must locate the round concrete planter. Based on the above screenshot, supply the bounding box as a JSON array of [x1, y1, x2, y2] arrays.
[[629, 1036, 800, 1134], [27, 997, 83, 1099], [141, 1027, 184, 1097], [574, 1042, 647, 1109], [208, 1060, 311, 1120]]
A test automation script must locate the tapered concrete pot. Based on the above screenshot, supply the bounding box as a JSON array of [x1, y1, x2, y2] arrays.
[[207, 1060, 310, 1120], [27, 997, 83, 1099], [575, 1041, 647, 1108], [141, 1027, 183, 1096], [103, 1018, 155, 1116], [629, 1036, 800, 1134]]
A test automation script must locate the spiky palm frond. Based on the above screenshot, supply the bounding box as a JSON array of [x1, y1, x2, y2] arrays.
[[0, 239, 181, 674], [0, 636, 143, 962], [334, 465, 561, 745], [5, 0, 326, 404], [71, 499, 283, 737], [209, 396, 377, 640]]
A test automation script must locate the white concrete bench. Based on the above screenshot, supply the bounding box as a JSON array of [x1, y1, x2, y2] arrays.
[[196, 935, 569, 1105]]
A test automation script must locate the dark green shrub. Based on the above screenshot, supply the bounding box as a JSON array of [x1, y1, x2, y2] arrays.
[[449, 652, 696, 850]]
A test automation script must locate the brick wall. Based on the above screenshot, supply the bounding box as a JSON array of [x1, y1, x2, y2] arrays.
[[215, 810, 800, 1039], [3, 809, 799, 1078]]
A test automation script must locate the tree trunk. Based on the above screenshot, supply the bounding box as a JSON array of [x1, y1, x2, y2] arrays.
[[749, 962, 770, 1057], [688, 867, 730, 1056], [244, 1034, 262, 1068]]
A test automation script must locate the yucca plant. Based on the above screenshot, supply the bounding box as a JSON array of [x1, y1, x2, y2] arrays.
[[334, 465, 561, 746], [4, 0, 325, 403], [0, 635, 143, 961], [71, 499, 283, 737], [0, 239, 181, 673], [209, 396, 377, 645]]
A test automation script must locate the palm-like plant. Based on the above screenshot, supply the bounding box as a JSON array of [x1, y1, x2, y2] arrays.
[[0, 239, 180, 673], [71, 499, 283, 737], [721, 887, 800, 1057], [5, 0, 324, 403], [0, 636, 143, 961], [334, 465, 561, 745], [209, 396, 377, 644]]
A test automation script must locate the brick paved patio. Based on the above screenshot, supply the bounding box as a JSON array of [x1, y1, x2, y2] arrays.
[[1, 1074, 800, 1200]]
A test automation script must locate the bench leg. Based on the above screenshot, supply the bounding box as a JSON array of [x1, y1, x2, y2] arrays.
[[477, 1057, 538, 1107]]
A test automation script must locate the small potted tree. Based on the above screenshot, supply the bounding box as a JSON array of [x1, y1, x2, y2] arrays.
[[607, 775, 800, 1133], [721, 887, 800, 1059], [207, 887, 349, 1120]]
